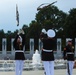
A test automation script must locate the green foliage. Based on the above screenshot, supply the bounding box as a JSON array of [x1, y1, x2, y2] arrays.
[[36, 5, 67, 32], [0, 5, 76, 51], [64, 8, 76, 38], [27, 21, 42, 49]]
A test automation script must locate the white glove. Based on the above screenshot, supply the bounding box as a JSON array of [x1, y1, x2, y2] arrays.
[[17, 29, 22, 35], [21, 29, 25, 34], [41, 28, 46, 34]]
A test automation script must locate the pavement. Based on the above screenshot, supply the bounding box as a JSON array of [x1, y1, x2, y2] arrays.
[[0, 69, 76, 75]]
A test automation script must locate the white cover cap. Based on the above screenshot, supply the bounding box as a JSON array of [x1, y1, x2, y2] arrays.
[[41, 28, 46, 34], [66, 39, 72, 42], [47, 29, 55, 38], [19, 36, 22, 42]]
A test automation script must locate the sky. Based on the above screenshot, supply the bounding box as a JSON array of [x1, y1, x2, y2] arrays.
[[0, 0, 76, 33]]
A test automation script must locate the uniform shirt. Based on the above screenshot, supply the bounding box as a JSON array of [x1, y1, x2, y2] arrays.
[[42, 38, 56, 50], [13, 34, 25, 60], [41, 38, 56, 61], [63, 45, 74, 61], [13, 34, 25, 50]]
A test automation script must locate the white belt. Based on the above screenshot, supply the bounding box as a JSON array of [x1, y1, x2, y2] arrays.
[[15, 50, 24, 53], [43, 49, 53, 52], [67, 52, 74, 54]]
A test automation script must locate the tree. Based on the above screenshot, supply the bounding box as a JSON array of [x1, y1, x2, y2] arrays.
[[26, 21, 42, 49], [36, 5, 67, 35], [0, 29, 5, 51], [22, 24, 28, 33], [64, 8, 76, 38]]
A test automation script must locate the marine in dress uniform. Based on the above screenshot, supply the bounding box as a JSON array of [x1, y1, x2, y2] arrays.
[[13, 29, 25, 75], [40, 29, 56, 75], [63, 39, 75, 75]]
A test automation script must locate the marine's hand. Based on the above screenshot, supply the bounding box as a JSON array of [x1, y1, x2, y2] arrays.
[[21, 29, 25, 34]]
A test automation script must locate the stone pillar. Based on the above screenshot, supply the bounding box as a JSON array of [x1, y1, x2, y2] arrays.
[[75, 38, 76, 57], [11, 38, 15, 56], [57, 38, 62, 58], [30, 39, 34, 54], [39, 39, 43, 54], [2, 38, 7, 56]]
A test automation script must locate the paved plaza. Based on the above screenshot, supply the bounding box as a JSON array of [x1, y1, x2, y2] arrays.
[[0, 69, 76, 75]]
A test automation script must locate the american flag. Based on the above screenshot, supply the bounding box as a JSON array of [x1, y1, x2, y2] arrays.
[[16, 4, 19, 26]]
